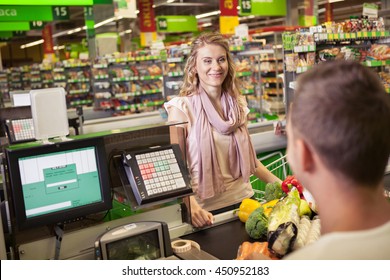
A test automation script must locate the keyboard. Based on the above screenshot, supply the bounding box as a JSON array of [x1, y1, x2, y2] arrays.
[[122, 145, 192, 205], [5, 118, 35, 143]]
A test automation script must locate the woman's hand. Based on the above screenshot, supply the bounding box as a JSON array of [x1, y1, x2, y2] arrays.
[[188, 196, 214, 228], [191, 206, 214, 228]]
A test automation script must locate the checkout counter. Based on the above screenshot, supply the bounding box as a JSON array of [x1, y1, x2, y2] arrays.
[[0, 118, 286, 260]]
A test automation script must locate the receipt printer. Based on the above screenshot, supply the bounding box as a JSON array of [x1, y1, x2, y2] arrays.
[[94, 221, 173, 260]]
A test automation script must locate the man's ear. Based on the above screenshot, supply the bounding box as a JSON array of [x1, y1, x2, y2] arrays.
[[296, 138, 315, 172]]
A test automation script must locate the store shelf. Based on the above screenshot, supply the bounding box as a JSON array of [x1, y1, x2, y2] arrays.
[[315, 31, 390, 42], [283, 22, 390, 116], [167, 72, 184, 77], [237, 71, 252, 77], [166, 57, 185, 63], [362, 60, 390, 67], [229, 45, 245, 52], [241, 89, 255, 95], [296, 66, 313, 73], [139, 75, 163, 81], [294, 45, 316, 53]]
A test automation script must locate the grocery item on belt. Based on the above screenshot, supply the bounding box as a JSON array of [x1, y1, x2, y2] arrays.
[[267, 188, 301, 257]]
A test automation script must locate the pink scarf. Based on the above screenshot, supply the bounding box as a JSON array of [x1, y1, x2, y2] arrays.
[[189, 87, 259, 200]]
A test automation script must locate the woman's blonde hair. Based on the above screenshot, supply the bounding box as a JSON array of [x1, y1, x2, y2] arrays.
[[179, 32, 242, 100]]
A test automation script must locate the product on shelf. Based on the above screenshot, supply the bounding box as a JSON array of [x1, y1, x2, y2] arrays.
[[235, 58, 251, 72], [367, 44, 390, 60], [283, 20, 390, 118]]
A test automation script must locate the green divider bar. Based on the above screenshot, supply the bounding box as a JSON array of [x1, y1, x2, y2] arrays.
[[0, 31, 12, 37], [1, 0, 94, 5], [0, 22, 29, 31], [0, 6, 54, 21], [240, 0, 287, 16]]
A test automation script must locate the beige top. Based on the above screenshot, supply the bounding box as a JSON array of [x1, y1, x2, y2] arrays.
[[285, 220, 390, 260], [165, 97, 254, 211]]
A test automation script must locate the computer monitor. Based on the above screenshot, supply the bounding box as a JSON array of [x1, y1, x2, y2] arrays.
[[5, 137, 112, 230], [10, 91, 31, 107]]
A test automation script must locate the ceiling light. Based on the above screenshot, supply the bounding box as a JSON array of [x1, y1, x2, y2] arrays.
[[196, 10, 220, 19], [201, 23, 212, 28], [20, 13, 133, 49], [119, 29, 132, 36], [20, 39, 44, 49], [67, 27, 82, 35], [94, 17, 116, 28]]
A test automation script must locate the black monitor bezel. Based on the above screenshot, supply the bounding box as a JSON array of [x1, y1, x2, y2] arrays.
[[5, 137, 112, 230]]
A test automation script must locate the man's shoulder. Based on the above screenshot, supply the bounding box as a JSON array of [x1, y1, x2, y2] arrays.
[[285, 223, 390, 260]]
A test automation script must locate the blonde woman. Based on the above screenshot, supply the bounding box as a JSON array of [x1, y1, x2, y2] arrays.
[[164, 32, 280, 228]]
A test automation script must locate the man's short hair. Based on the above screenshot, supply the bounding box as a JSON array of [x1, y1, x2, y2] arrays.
[[290, 60, 390, 186]]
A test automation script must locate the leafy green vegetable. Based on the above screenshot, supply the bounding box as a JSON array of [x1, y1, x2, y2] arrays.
[[264, 181, 285, 202], [267, 189, 301, 257], [245, 206, 268, 240]]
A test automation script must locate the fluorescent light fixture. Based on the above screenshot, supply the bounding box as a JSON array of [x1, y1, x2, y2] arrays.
[[20, 39, 44, 49], [52, 30, 70, 38], [67, 27, 82, 35], [54, 45, 65, 50], [167, 0, 175, 3], [119, 29, 132, 36], [201, 23, 212, 28], [20, 15, 125, 49], [196, 10, 220, 19], [94, 17, 116, 28], [329, 0, 344, 3], [318, 8, 326, 13]]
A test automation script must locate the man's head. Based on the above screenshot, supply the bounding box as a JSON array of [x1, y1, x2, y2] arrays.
[[287, 60, 390, 188]]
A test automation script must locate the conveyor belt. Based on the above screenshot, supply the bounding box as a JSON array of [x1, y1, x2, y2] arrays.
[[181, 219, 255, 260]]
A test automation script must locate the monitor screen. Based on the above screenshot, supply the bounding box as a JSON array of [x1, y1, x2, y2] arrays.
[[5, 137, 112, 230]]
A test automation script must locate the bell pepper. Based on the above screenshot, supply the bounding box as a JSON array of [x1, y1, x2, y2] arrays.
[[282, 175, 305, 198], [237, 198, 261, 223], [261, 199, 279, 217]]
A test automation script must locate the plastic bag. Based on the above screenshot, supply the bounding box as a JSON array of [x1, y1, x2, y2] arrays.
[[267, 188, 301, 257]]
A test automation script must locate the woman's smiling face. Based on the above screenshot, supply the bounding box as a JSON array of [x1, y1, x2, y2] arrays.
[[195, 43, 228, 92]]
